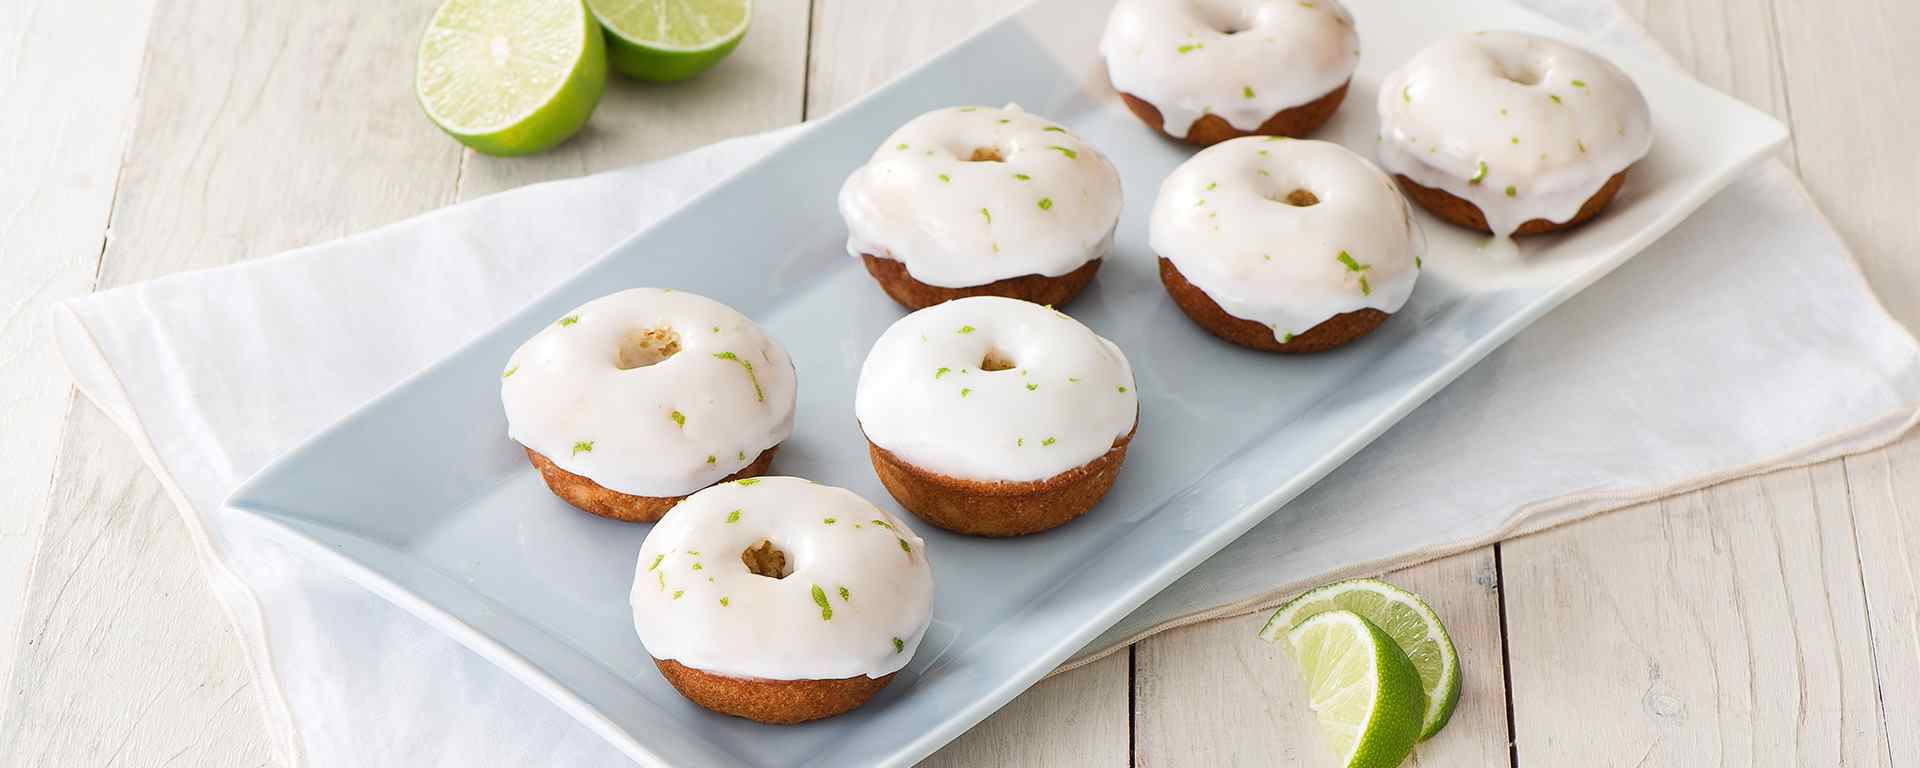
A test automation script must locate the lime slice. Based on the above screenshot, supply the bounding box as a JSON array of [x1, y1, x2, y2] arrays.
[[1284, 611, 1426, 768], [1261, 578, 1462, 740], [588, 0, 751, 82], [415, 0, 608, 156]]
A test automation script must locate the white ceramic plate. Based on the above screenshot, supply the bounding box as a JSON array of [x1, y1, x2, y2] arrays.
[[224, 0, 1786, 764]]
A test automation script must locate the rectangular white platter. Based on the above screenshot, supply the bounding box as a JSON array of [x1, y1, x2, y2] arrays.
[[224, 0, 1786, 764]]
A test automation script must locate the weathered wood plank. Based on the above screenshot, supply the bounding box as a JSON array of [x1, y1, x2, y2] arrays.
[[920, 652, 1131, 768], [1133, 549, 1510, 767], [804, 0, 1020, 120], [0, 0, 158, 697], [1502, 464, 1890, 766], [1842, 436, 1920, 764]]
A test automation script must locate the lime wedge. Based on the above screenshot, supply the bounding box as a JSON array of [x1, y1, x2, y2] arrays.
[[1261, 578, 1462, 740], [588, 0, 751, 82], [415, 0, 608, 156], [1284, 611, 1426, 768]]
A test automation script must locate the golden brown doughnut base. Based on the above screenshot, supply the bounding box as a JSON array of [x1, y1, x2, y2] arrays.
[[1119, 81, 1349, 147], [1393, 168, 1630, 236], [865, 428, 1135, 537], [860, 253, 1102, 311], [1158, 257, 1387, 353], [524, 445, 778, 523], [654, 658, 895, 724]]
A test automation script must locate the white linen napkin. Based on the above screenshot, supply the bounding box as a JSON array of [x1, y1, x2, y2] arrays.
[[48, 0, 1920, 764]]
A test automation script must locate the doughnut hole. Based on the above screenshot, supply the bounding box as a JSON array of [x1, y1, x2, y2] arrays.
[[617, 327, 681, 370], [1191, 0, 1251, 34], [1272, 188, 1321, 207], [967, 146, 1006, 162], [979, 347, 1017, 372], [1492, 56, 1545, 86], [741, 540, 792, 579]]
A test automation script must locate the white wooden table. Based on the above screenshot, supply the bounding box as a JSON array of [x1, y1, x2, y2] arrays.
[[4, 1, 1917, 765]]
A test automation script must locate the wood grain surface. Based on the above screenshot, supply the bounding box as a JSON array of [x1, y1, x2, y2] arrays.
[[2, 0, 1916, 765]]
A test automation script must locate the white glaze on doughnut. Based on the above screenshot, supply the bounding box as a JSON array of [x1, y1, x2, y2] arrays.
[[501, 289, 796, 498], [1377, 31, 1653, 239], [630, 477, 933, 681], [1151, 137, 1421, 341], [837, 105, 1124, 288], [1098, 0, 1360, 139], [855, 296, 1138, 483]]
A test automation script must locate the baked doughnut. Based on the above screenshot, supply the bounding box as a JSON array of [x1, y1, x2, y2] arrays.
[[838, 105, 1123, 310], [500, 288, 796, 522], [854, 296, 1138, 536], [1377, 31, 1652, 238], [631, 477, 933, 724], [1099, 0, 1359, 146], [1150, 137, 1421, 352]]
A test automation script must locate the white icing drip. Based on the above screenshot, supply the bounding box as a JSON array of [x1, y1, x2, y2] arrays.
[[630, 477, 934, 681], [855, 297, 1138, 484], [837, 105, 1124, 288], [1376, 30, 1653, 239], [1151, 138, 1420, 341], [1098, 0, 1360, 139], [501, 289, 797, 498]]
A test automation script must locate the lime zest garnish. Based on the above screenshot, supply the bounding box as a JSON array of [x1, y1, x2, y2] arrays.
[[1043, 126, 1065, 132], [1026, 383, 1038, 391], [1402, 85, 1411, 103], [1018, 437, 1025, 447], [1469, 161, 1488, 185], [1510, 135, 1520, 145], [1118, 386, 1129, 393], [838, 586, 851, 601], [1177, 43, 1201, 53], [1550, 94, 1562, 105], [1037, 197, 1053, 210], [1014, 173, 1031, 180], [672, 590, 684, 600], [558, 315, 580, 326], [691, 563, 703, 571], [811, 585, 833, 620], [1282, 331, 1296, 344], [706, 455, 716, 465], [1577, 140, 1587, 154], [935, 367, 951, 379], [870, 519, 896, 531], [958, 107, 977, 112], [720, 597, 730, 607], [1068, 377, 1081, 383], [898, 538, 913, 554], [1416, 256, 1423, 269], [1047, 145, 1077, 159], [1243, 85, 1255, 99], [995, 118, 1010, 124], [656, 571, 665, 591], [501, 365, 518, 379], [648, 554, 664, 571], [960, 387, 972, 397], [670, 410, 685, 428], [1337, 250, 1370, 273], [958, 325, 975, 334], [937, 173, 950, 183], [1572, 79, 1587, 88], [725, 509, 740, 524], [711, 351, 765, 402], [1505, 185, 1518, 198], [981, 207, 992, 224], [892, 637, 905, 653], [572, 440, 594, 456], [824, 517, 837, 525], [1042, 437, 1057, 446], [895, 143, 908, 150], [736, 478, 759, 486]]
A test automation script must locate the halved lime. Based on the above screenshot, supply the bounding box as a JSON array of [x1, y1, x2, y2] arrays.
[[1261, 578, 1462, 740], [1284, 611, 1426, 768], [588, 0, 750, 82], [415, 0, 608, 156]]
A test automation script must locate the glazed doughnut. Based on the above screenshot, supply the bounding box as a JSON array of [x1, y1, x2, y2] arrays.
[[1099, 0, 1359, 145], [838, 104, 1124, 309], [500, 288, 796, 522], [631, 477, 933, 724], [855, 296, 1138, 536], [1377, 31, 1653, 238], [1150, 137, 1421, 352]]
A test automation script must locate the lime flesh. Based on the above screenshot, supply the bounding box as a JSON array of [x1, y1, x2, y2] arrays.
[[1262, 578, 1463, 740], [588, 0, 750, 82], [416, 0, 608, 156], [1286, 611, 1427, 768]]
